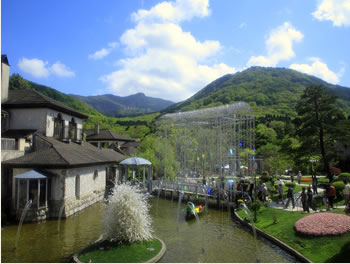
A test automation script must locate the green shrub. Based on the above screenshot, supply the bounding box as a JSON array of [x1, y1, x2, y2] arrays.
[[331, 181, 345, 199], [248, 200, 263, 212], [335, 173, 350, 183]]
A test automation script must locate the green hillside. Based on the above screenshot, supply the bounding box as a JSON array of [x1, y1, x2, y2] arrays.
[[70, 93, 174, 117], [8, 74, 157, 139], [164, 67, 350, 117]]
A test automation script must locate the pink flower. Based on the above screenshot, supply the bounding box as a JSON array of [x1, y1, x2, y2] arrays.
[[295, 213, 350, 236]]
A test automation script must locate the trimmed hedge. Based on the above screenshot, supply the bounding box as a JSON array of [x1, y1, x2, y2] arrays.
[[331, 181, 345, 199], [335, 173, 350, 183]]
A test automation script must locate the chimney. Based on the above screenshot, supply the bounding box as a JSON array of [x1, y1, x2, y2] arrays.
[[95, 124, 100, 135], [1, 55, 10, 103]]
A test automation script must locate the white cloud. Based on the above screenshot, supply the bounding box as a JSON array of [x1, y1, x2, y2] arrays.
[[289, 57, 340, 84], [131, 0, 210, 23], [88, 42, 118, 60], [312, 0, 350, 26], [247, 22, 303, 67], [50, 62, 75, 77], [18, 57, 75, 78], [100, 0, 235, 101], [18, 58, 50, 78]]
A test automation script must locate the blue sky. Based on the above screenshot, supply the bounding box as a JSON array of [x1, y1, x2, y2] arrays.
[[2, 0, 350, 102]]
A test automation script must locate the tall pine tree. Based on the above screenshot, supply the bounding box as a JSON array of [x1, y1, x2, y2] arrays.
[[296, 85, 343, 181]]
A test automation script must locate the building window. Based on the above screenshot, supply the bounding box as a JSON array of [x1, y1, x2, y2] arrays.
[[54, 114, 64, 139], [75, 175, 80, 199]]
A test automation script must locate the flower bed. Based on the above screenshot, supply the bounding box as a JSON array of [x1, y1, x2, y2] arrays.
[[295, 213, 350, 236], [300, 178, 312, 182]]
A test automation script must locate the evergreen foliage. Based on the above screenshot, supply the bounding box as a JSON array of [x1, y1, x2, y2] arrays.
[[296, 85, 345, 180]]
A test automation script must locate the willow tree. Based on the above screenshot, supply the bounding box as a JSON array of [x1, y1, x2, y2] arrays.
[[296, 85, 343, 181]]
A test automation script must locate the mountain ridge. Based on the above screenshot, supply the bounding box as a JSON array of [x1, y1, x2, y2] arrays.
[[70, 92, 175, 117], [164, 67, 350, 117]]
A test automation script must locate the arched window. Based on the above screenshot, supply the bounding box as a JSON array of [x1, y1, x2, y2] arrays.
[[69, 118, 77, 141], [93, 170, 98, 181], [54, 114, 64, 138], [75, 175, 80, 199]]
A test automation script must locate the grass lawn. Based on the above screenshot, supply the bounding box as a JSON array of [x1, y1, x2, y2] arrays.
[[78, 238, 162, 263], [237, 207, 350, 263]]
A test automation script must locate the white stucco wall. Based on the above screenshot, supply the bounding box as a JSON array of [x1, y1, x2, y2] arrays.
[[8, 108, 48, 134], [1, 62, 9, 103], [7, 108, 83, 137]]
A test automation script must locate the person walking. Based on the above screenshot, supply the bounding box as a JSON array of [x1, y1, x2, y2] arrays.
[[284, 185, 295, 209], [297, 171, 302, 184], [307, 186, 316, 212], [298, 187, 308, 213], [326, 184, 336, 209]]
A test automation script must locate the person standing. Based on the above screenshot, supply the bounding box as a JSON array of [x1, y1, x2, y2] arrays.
[[312, 177, 318, 194], [278, 183, 284, 205], [327, 184, 336, 209], [307, 187, 316, 212], [285, 185, 295, 209], [297, 171, 302, 184], [257, 181, 264, 201], [298, 187, 308, 213]]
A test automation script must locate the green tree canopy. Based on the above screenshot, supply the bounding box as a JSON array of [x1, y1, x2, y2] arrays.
[[296, 85, 344, 180]]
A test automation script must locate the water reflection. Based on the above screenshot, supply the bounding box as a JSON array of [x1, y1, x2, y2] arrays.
[[1, 198, 295, 263]]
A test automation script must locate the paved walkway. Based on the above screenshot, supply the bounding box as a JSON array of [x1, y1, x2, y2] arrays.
[[267, 189, 346, 213], [267, 179, 347, 212]]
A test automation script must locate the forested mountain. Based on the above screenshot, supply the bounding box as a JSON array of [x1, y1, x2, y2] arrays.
[[164, 67, 350, 117], [70, 93, 174, 117]]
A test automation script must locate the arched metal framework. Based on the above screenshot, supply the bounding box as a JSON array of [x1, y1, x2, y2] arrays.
[[156, 102, 256, 183]]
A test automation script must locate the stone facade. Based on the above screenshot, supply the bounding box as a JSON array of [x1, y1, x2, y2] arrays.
[[11, 165, 110, 221]]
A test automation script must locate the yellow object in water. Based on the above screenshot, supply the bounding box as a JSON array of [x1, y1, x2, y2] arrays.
[[196, 208, 199, 213]]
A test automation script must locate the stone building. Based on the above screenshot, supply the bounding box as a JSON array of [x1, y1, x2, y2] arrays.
[[1, 62, 125, 221], [85, 125, 135, 149], [3, 134, 124, 221]]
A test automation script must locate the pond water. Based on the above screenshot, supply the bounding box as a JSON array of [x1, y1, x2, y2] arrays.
[[1, 197, 295, 263]]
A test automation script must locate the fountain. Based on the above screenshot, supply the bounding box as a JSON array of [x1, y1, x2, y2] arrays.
[[57, 201, 65, 233], [73, 183, 166, 262], [15, 199, 32, 249], [103, 183, 153, 243], [240, 201, 259, 262]]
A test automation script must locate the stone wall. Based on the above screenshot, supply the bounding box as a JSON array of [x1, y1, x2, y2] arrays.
[[62, 166, 107, 217]]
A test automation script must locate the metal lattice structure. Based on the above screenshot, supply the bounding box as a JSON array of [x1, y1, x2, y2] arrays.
[[156, 102, 256, 183]]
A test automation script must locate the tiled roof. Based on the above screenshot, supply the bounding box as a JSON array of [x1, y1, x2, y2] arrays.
[[121, 146, 137, 156], [121, 141, 140, 148], [1, 54, 9, 66], [85, 129, 135, 142], [2, 135, 125, 168], [2, 90, 88, 119]]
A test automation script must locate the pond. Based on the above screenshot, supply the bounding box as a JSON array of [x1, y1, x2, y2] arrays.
[[1, 197, 295, 263]]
